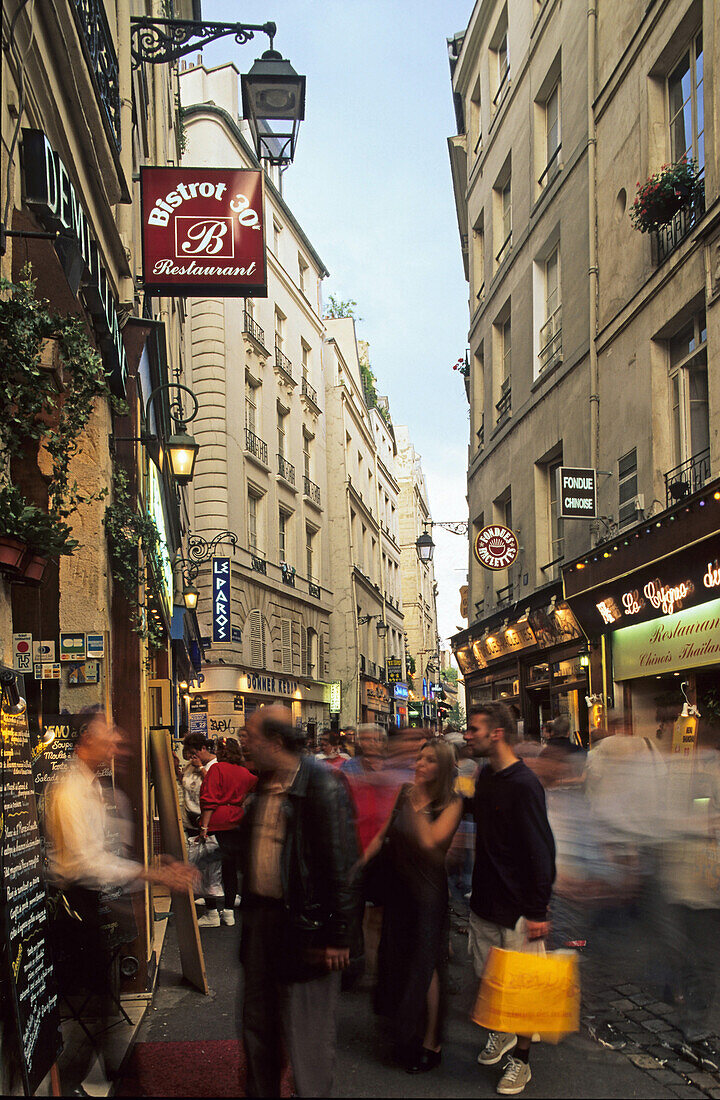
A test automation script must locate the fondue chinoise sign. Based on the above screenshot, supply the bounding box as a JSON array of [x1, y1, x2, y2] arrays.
[[140, 167, 266, 296], [473, 524, 519, 570]]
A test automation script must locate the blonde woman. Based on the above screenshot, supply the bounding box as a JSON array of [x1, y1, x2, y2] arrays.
[[360, 736, 462, 1073]]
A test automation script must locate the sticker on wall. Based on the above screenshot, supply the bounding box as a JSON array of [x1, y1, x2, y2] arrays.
[[60, 633, 85, 661]]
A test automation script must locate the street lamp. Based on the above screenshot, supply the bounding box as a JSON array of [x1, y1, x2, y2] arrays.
[[415, 519, 469, 563], [113, 382, 200, 486], [182, 580, 200, 612], [242, 49, 306, 166], [358, 613, 388, 638], [416, 530, 435, 563], [130, 17, 305, 167]]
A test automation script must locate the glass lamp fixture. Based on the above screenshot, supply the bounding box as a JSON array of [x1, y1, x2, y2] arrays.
[[167, 427, 199, 485], [416, 530, 435, 563], [183, 580, 200, 611]]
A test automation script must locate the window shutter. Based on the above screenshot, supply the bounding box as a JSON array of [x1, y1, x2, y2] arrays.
[[318, 634, 325, 678], [292, 622, 301, 675], [281, 620, 292, 673], [249, 610, 263, 667], [301, 627, 308, 678]]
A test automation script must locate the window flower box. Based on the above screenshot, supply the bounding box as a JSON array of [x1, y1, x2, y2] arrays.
[[630, 158, 703, 233]]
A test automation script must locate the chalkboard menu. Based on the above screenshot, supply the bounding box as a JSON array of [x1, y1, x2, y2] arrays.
[[1, 706, 63, 1095], [32, 715, 85, 832]]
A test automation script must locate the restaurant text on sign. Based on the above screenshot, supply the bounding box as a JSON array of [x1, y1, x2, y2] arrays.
[[212, 558, 231, 644], [141, 167, 267, 296], [558, 467, 597, 519], [473, 524, 519, 571]]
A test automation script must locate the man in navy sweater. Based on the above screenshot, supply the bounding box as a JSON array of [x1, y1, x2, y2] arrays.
[[465, 703, 556, 1096]]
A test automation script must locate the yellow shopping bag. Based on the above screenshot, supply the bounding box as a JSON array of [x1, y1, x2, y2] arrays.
[[472, 947, 580, 1043]]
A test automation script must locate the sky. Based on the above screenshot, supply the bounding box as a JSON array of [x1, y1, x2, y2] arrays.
[[204, 0, 474, 651]]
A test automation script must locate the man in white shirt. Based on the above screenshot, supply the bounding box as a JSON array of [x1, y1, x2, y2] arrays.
[[46, 709, 196, 1094]]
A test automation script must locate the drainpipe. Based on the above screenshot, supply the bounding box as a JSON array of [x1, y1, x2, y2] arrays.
[[588, 0, 599, 472]]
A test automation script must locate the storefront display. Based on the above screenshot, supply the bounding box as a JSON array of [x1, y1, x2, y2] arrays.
[[453, 593, 589, 741], [562, 479, 720, 748]]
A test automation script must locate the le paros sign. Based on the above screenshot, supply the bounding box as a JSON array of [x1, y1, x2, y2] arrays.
[[140, 167, 267, 297], [473, 525, 519, 571]]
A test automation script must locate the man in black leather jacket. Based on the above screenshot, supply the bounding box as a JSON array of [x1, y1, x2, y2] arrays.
[[238, 706, 359, 1098]]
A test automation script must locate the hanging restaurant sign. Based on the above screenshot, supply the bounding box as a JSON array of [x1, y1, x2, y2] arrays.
[[565, 545, 720, 636], [473, 524, 519, 570], [140, 167, 266, 297], [212, 557, 231, 644], [21, 130, 129, 396], [558, 467, 597, 519]]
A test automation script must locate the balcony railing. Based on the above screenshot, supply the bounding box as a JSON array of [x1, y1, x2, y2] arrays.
[[277, 453, 296, 485], [274, 343, 295, 383], [655, 188, 705, 265], [72, 0, 121, 152], [495, 229, 512, 267], [281, 563, 296, 587], [243, 311, 266, 347], [495, 378, 511, 426], [303, 476, 321, 506], [309, 581, 321, 599], [493, 65, 510, 110], [665, 447, 711, 507], [538, 143, 562, 189], [301, 376, 319, 407], [538, 305, 562, 372], [251, 554, 266, 575], [497, 583, 514, 607], [245, 428, 268, 465]]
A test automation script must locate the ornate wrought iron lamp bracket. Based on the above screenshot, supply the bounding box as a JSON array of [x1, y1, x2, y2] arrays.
[[130, 17, 276, 68], [180, 531, 238, 580]]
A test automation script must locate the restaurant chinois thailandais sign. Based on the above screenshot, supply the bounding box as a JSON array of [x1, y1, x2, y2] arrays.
[[140, 167, 267, 297]]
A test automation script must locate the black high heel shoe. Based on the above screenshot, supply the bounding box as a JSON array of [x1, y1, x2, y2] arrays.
[[406, 1048, 442, 1074]]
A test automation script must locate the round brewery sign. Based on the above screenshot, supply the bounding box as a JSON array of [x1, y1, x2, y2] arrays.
[[474, 524, 519, 570]]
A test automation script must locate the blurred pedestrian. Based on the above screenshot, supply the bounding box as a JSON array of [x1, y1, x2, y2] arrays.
[[181, 744, 223, 912], [316, 730, 350, 768], [362, 737, 462, 1073], [183, 733, 256, 928], [464, 703, 555, 1096], [239, 705, 359, 1097], [46, 710, 197, 1094], [341, 726, 398, 985]]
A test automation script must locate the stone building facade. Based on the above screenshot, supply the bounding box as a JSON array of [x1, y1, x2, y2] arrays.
[[0, 0, 201, 1046], [395, 427, 440, 727], [448, 0, 719, 741], [178, 60, 332, 738], [324, 318, 404, 729]]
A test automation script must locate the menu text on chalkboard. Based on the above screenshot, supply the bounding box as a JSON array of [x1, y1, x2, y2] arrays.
[[1, 706, 63, 1094]]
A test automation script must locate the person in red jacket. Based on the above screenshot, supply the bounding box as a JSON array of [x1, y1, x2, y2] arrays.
[[183, 733, 256, 928]]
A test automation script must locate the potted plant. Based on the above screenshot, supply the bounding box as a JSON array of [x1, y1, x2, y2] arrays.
[[0, 484, 29, 570], [630, 157, 704, 233], [0, 483, 78, 583]]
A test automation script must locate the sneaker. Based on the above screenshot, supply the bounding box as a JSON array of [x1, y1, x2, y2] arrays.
[[478, 1032, 517, 1066], [221, 908, 235, 926], [196, 909, 220, 928], [497, 1056, 532, 1095]]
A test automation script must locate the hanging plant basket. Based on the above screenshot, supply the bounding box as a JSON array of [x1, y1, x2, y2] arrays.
[[0, 535, 27, 571], [19, 552, 49, 585], [630, 158, 704, 233]]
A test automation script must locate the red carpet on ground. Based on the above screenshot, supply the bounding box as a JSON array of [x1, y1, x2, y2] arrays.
[[117, 1039, 293, 1097]]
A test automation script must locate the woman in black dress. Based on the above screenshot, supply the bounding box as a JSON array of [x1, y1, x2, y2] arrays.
[[360, 737, 463, 1073]]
